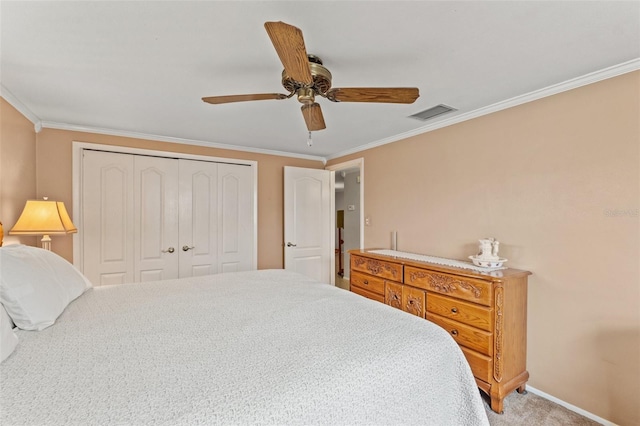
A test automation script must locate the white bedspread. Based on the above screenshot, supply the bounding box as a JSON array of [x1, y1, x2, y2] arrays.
[[1, 270, 489, 426]]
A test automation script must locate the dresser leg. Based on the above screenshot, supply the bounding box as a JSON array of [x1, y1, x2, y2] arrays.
[[517, 384, 527, 394], [490, 395, 504, 414]]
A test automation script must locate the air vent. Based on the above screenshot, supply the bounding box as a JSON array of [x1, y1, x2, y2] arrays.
[[409, 104, 457, 121]]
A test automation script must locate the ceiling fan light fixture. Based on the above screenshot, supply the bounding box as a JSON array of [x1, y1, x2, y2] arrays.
[[297, 87, 316, 104], [409, 104, 457, 121]]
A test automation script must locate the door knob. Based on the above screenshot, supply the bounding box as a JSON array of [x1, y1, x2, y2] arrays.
[[182, 245, 195, 251], [162, 247, 175, 253], [286, 242, 297, 247]]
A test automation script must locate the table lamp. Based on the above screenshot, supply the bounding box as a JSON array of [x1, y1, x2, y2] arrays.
[[9, 198, 77, 250]]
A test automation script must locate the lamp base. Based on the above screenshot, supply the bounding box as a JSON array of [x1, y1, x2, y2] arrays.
[[41, 235, 52, 251]]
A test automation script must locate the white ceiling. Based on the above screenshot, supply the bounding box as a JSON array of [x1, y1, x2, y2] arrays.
[[2, 1, 639, 160]]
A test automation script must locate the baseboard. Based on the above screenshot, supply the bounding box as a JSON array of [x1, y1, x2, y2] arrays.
[[527, 386, 618, 426]]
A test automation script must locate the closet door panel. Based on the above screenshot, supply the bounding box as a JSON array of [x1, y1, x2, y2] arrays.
[[80, 147, 256, 283], [82, 150, 134, 286], [134, 156, 180, 282], [179, 159, 218, 277], [218, 164, 254, 272]]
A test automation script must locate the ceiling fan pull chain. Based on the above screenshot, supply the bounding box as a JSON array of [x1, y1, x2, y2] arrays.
[[307, 131, 313, 147]]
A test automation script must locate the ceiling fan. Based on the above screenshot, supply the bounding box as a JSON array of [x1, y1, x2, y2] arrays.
[[202, 21, 420, 132]]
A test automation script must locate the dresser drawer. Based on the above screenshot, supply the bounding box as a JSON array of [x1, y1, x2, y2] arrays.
[[351, 285, 385, 303], [351, 255, 402, 282], [427, 312, 492, 356], [385, 282, 426, 318], [405, 266, 492, 306], [427, 293, 492, 332], [385, 281, 403, 310], [460, 346, 492, 384], [403, 285, 426, 318], [351, 271, 385, 296]]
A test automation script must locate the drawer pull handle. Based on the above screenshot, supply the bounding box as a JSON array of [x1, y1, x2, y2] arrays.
[[451, 307, 458, 314], [451, 329, 459, 336], [363, 280, 369, 285]]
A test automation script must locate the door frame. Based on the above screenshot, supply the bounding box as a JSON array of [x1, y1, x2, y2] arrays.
[[325, 157, 365, 252], [72, 141, 258, 271]]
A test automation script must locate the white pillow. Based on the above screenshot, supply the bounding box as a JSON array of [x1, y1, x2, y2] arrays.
[[0, 245, 92, 331], [1, 304, 18, 362]]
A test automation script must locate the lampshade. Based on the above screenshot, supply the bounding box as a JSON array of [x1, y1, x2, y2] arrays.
[[9, 200, 77, 250]]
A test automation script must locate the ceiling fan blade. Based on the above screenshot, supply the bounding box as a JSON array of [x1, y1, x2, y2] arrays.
[[301, 103, 326, 131], [264, 21, 313, 85], [326, 87, 419, 104], [202, 93, 289, 105]]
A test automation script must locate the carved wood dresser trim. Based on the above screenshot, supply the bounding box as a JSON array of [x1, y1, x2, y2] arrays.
[[493, 285, 504, 383], [355, 257, 399, 278], [405, 296, 423, 316], [409, 271, 484, 300], [386, 287, 402, 309]]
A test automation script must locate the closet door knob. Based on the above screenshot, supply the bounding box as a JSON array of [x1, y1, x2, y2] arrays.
[[286, 242, 297, 247], [162, 247, 175, 254], [182, 245, 195, 251]]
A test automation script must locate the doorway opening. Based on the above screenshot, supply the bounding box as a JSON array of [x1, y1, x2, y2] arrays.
[[326, 158, 364, 289]]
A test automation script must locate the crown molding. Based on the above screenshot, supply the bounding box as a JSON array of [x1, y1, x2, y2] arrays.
[[4, 58, 638, 163], [39, 121, 325, 162], [326, 58, 640, 160], [0, 85, 43, 132]]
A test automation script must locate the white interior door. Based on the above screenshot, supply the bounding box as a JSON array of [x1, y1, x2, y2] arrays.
[[134, 155, 180, 282], [217, 163, 255, 273], [178, 159, 218, 277], [82, 150, 134, 286], [284, 166, 335, 284], [78, 145, 257, 284]]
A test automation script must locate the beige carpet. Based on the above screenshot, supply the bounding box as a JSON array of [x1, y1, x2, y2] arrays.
[[483, 391, 601, 425]]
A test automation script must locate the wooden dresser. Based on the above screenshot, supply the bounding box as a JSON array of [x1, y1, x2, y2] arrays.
[[350, 249, 531, 413]]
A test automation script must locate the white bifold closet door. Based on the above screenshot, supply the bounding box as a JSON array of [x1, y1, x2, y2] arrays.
[[81, 150, 254, 285]]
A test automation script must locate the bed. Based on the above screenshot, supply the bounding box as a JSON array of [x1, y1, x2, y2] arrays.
[[0, 245, 489, 425]]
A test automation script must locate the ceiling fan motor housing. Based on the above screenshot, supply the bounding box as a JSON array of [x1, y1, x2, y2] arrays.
[[282, 57, 333, 102]]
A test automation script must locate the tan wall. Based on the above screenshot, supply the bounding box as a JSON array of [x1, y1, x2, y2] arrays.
[[35, 128, 323, 268], [328, 71, 640, 425], [0, 99, 37, 247]]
